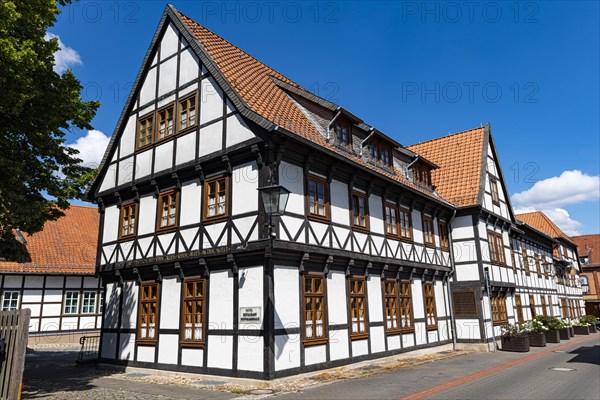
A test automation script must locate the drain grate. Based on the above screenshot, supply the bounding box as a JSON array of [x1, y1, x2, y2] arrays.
[[249, 389, 275, 395], [550, 367, 576, 372]]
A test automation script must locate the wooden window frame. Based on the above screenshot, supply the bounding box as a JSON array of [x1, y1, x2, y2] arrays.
[[348, 276, 369, 339], [118, 202, 138, 240], [422, 215, 435, 248], [334, 118, 352, 150], [398, 207, 413, 242], [306, 174, 330, 223], [351, 191, 369, 232], [490, 177, 500, 206], [535, 254, 542, 277], [156, 190, 180, 232], [522, 249, 531, 276], [384, 203, 400, 239], [413, 164, 432, 187], [137, 281, 160, 345], [137, 112, 154, 150], [488, 230, 506, 266], [156, 103, 175, 142], [540, 295, 547, 317], [438, 220, 449, 251], [560, 298, 568, 318], [302, 274, 328, 346], [423, 281, 438, 330], [542, 256, 549, 279], [383, 279, 400, 334], [180, 277, 206, 347], [510, 248, 517, 273], [491, 294, 508, 325], [382, 279, 414, 334], [529, 294, 536, 318], [203, 175, 230, 223], [368, 139, 393, 169], [178, 93, 198, 134], [452, 290, 478, 318], [515, 294, 524, 324]]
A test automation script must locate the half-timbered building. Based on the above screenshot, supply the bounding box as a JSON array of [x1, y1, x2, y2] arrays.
[[88, 5, 457, 379], [572, 234, 600, 317], [516, 212, 585, 319], [408, 128, 585, 349], [0, 206, 102, 343]]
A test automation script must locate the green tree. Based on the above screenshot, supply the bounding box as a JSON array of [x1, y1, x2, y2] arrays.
[[0, 0, 100, 259]]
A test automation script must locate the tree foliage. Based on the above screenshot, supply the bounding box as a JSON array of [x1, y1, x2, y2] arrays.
[[0, 0, 100, 259]]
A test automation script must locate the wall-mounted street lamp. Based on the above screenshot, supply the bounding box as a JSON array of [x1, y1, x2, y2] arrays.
[[257, 184, 291, 238]]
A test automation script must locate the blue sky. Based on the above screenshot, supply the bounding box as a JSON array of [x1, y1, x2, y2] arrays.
[[53, 1, 599, 235]]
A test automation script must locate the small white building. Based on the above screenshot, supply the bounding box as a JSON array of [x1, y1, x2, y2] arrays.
[[0, 206, 102, 343]]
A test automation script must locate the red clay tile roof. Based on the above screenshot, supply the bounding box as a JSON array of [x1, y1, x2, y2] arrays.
[[0, 206, 99, 274], [572, 234, 600, 267], [406, 127, 486, 207], [516, 211, 573, 244], [177, 11, 451, 206]]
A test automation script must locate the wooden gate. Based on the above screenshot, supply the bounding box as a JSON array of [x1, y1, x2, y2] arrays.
[[0, 310, 30, 400]]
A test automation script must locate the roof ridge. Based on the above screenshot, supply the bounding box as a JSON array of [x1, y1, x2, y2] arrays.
[[177, 11, 302, 90], [408, 126, 485, 148]]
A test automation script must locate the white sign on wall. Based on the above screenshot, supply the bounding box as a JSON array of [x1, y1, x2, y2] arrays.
[[239, 307, 261, 324]]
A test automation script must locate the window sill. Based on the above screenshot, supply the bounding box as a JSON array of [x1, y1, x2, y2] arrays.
[[424, 242, 436, 249], [352, 225, 370, 234], [118, 234, 137, 243], [136, 340, 157, 346], [180, 341, 205, 348], [350, 333, 369, 340], [307, 214, 331, 224], [303, 338, 328, 347], [426, 325, 438, 331], [203, 215, 229, 225], [156, 225, 178, 234], [177, 125, 197, 136]]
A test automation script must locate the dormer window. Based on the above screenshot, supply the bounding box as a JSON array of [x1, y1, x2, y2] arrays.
[[334, 119, 351, 149], [367, 140, 393, 169], [413, 163, 432, 187]]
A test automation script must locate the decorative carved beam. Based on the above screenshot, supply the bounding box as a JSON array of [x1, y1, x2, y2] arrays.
[[153, 265, 162, 283]]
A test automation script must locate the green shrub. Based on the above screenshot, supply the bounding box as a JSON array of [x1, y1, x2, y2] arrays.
[[535, 315, 561, 330], [580, 315, 598, 324]]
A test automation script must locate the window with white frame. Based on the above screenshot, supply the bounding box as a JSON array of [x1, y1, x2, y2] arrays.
[[1, 291, 20, 311], [64, 291, 80, 314], [82, 291, 97, 314]]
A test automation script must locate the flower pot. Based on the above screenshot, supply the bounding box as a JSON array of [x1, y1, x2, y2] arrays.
[[501, 335, 530, 352], [527, 332, 547, 347], [559, 328, 571, 340], [589, 325, 597, 334], [569, 327, 574, 337], [574, 326, 590, 335], [545, 329, 560, 343]]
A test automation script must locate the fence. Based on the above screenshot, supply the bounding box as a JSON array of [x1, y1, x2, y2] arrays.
[[77, 335, 101, 365], [0, 309, 30, 400]]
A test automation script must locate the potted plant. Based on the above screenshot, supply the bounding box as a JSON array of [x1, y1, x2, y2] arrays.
[[521, 320, 548, 347], [535, 316, 561, 343], [558, 319, 571, 340], [501, 324, 530, 352], [573, 318, 590, 335], [580, 315, 598, 333]]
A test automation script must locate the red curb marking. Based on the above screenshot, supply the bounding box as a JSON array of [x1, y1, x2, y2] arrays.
[[397, 334, 600, 400]]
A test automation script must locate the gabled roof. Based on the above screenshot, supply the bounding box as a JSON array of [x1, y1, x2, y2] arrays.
[[516, 211, 574, 245], [407, 127, 487, 207], [571, 234, 600, 267], [89, 5, 454, 208], [0, 206, 99, 274]]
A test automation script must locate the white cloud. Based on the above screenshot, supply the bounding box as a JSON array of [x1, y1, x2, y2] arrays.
[[511, 170, 600, 209], [514, 206, 583, 236], [45, 32, 82, 74], [68, 130, 110, 168]]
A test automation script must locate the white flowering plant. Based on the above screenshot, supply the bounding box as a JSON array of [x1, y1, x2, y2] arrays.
[[521, 320, 549, 333]]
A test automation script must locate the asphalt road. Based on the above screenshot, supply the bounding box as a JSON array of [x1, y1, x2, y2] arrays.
[[273, 334, 600, 400], [22, 334, 599, 399]]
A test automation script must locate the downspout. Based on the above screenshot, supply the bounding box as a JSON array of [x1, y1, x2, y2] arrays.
[[326, 107, 342, 142], [359, 127, 376, 158], [445, 208, 458, 350]]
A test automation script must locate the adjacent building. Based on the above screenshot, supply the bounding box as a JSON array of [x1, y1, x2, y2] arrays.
[[87, 5, 585, 378], [0, 206, 102, 343], [572, 234, 600, 317]]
